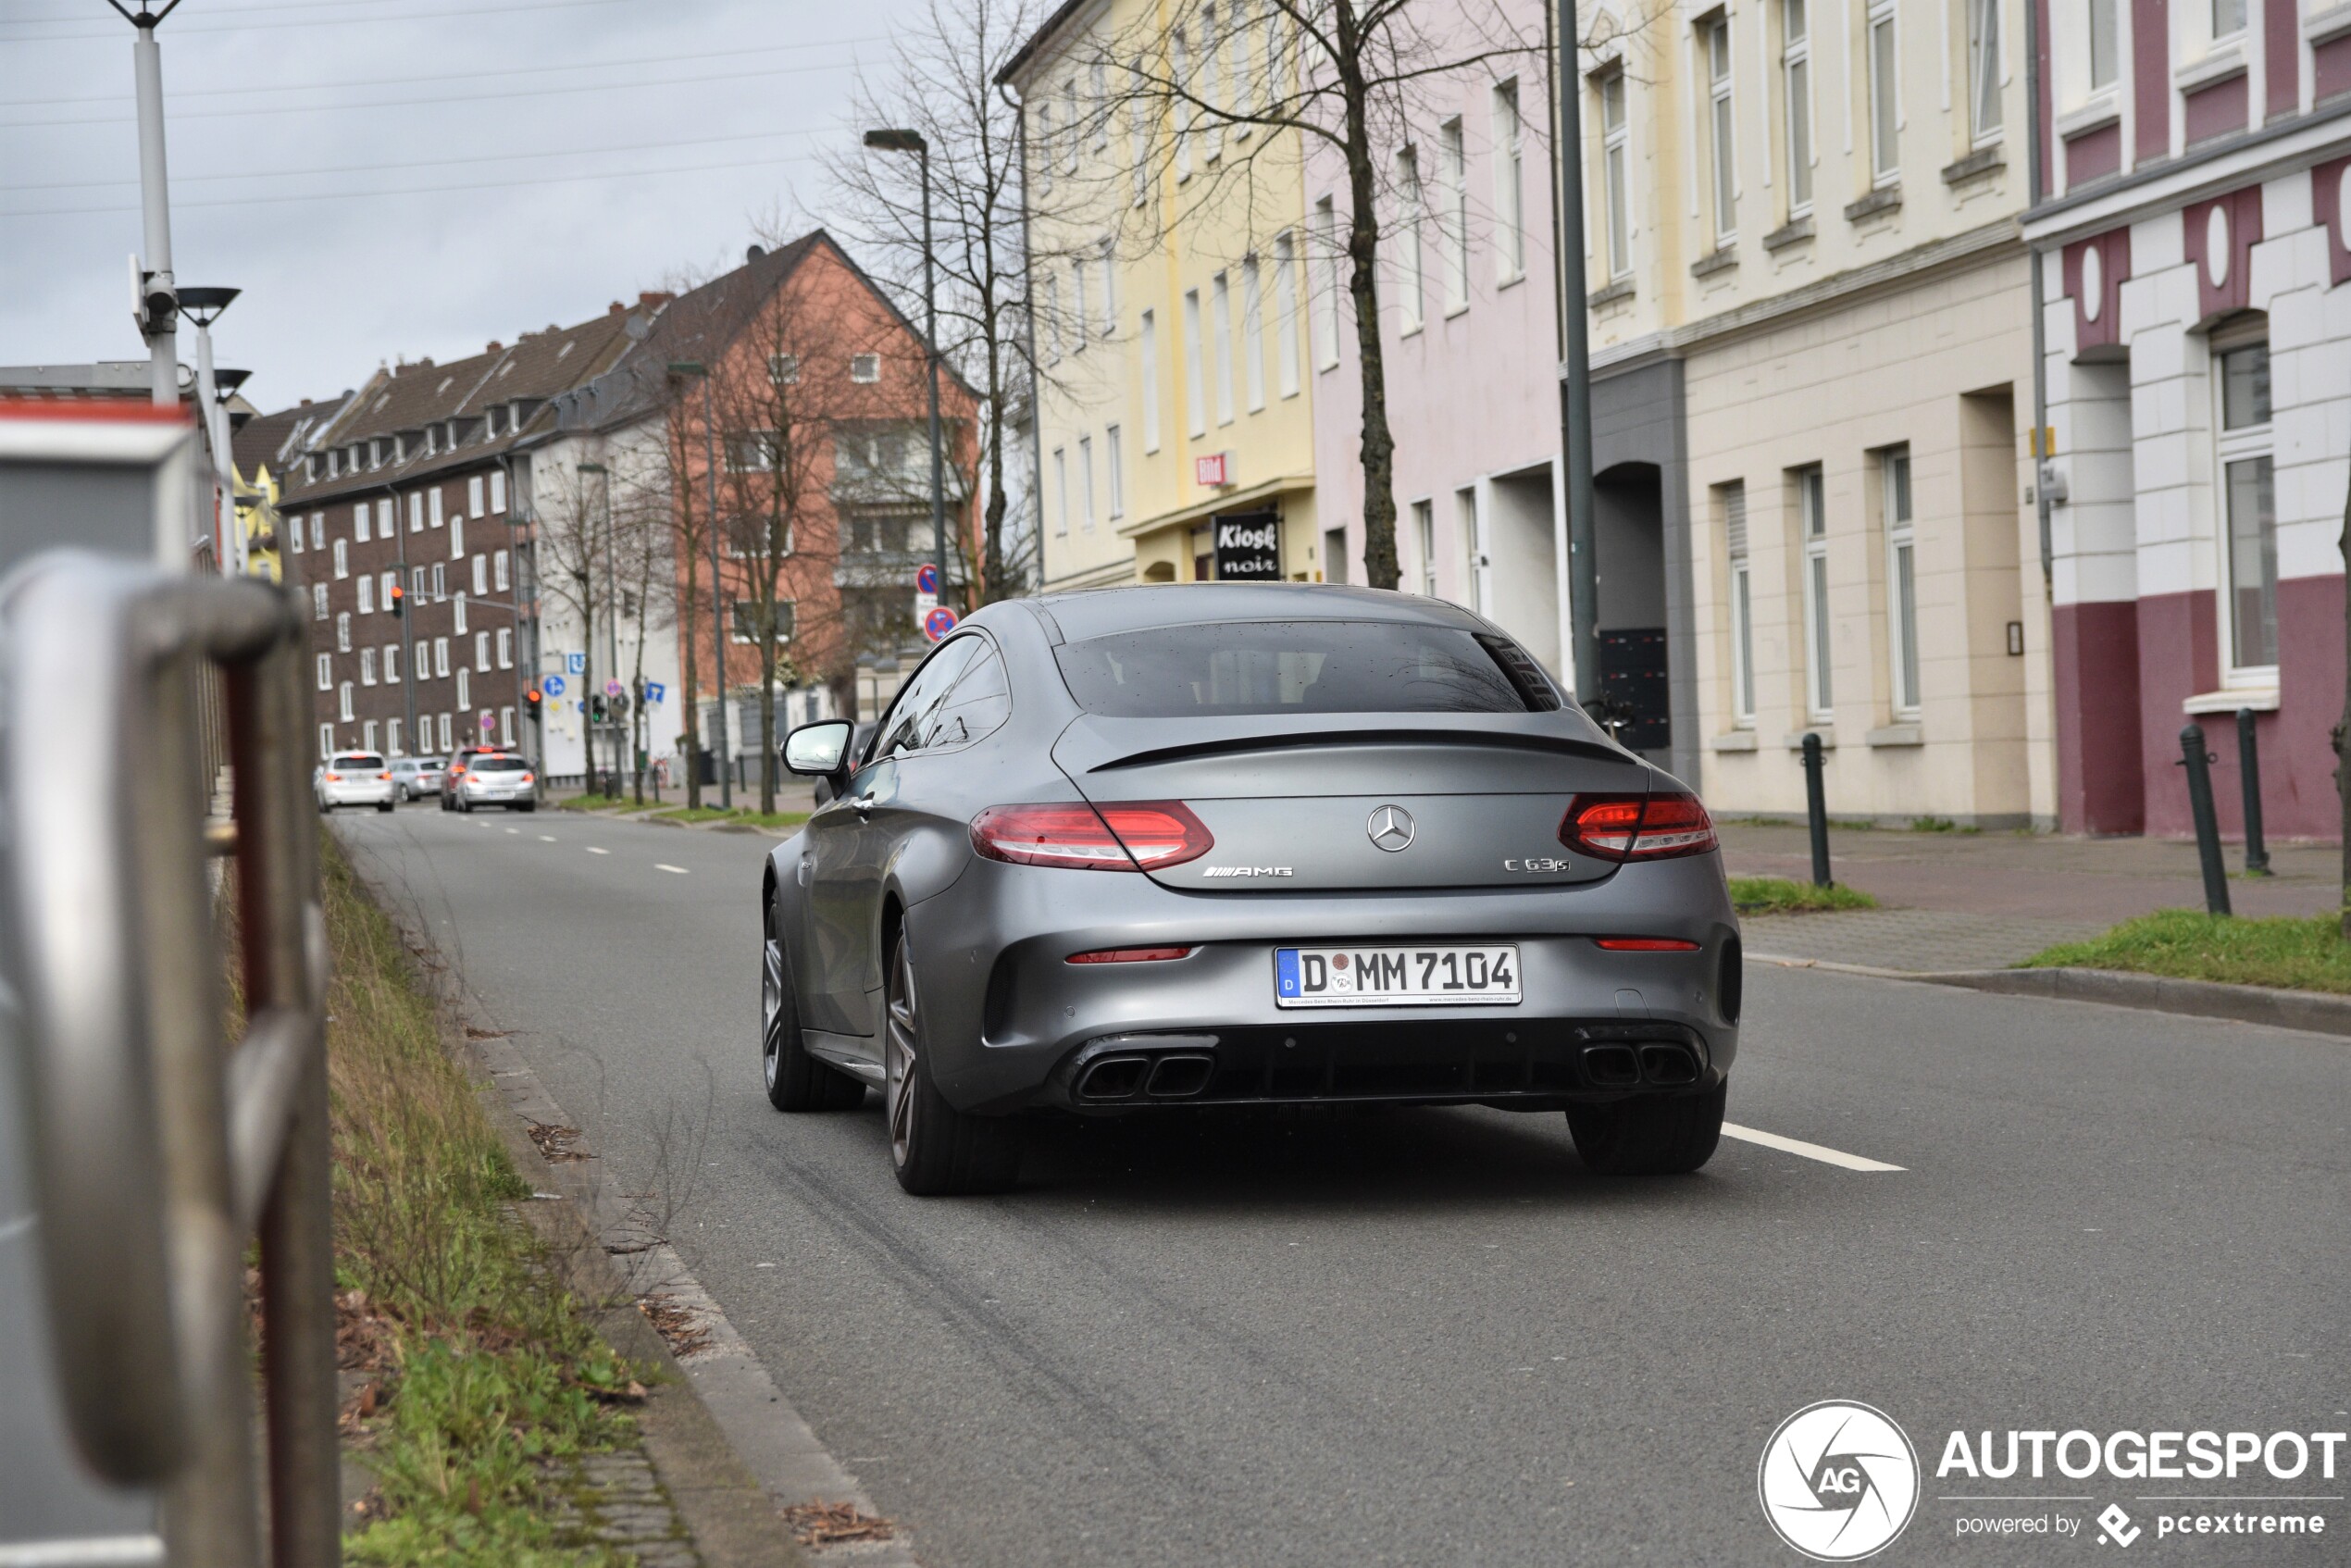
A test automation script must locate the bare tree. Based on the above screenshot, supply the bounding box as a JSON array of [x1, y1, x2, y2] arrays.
[[823, 0, 1049, 606], [533, 454, 615, 792], [608, 452, 677, 804]]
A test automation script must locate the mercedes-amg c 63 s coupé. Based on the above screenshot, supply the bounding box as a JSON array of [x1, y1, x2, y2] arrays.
[[761, 584, 1741, 1194]]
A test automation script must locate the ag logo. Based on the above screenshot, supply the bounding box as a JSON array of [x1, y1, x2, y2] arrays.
[[1758, 1400, 1920, 1561]]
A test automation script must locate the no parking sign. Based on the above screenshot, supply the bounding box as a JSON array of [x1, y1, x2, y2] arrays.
[[922, 605, 958, 642]]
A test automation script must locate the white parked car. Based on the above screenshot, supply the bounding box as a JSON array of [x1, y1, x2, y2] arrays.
[[315, 752, 396, 813]]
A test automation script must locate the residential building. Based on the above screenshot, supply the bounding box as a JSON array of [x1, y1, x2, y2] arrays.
[[1004, 0, 1324, 591], [2025, 0, 2351, 836], [1581, 0, 2047, 816]]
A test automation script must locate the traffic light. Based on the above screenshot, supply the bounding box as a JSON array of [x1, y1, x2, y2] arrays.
[[525, 686, 544, 723], [589, 693, 607, 723], [388, 580, 405, 616]]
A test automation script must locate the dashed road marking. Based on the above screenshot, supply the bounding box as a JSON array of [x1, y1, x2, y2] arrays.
[[539, 835, 556, 842], [655, 864, 689, 875], [1721, 1123, 1904, 1172], [586, 847, 610, 855]]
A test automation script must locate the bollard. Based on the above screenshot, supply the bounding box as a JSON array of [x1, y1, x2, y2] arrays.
[[1800, 731, 1832, 887], [2235, 707, 2270, 877], [2178, 723, 2233, 916]]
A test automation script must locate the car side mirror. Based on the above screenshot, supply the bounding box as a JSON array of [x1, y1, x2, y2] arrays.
[[782, 717, 853, 779]]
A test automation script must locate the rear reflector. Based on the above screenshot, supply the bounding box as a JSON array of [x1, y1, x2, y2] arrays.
[[971, 801, 1213, 871], [1065, 946, 1197, 964], [1593, 937, 1701, 952], [1558, 791, 1718, 862]]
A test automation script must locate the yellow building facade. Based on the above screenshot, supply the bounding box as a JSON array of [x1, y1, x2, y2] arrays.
[[1006, 0, 1324, 591]]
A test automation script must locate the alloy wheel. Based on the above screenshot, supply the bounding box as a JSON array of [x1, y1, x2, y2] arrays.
[[761, 929, 785, 1092], [883, 941, 918, 1171]]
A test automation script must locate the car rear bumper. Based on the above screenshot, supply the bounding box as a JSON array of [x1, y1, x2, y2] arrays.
[[318, 781, 395, 805], [903, 854, 1741, 1114]]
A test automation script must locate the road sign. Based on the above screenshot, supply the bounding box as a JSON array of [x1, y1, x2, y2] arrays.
[[542, 675, 566, 697], [479, 713, 494, 731], [604, 679, 624, 697], [566, 652, 586, 675], [914, 591, 938, 619], [922, 605, 959, 642], [914, 562, 939, 596], [642, 681, 665, 704]]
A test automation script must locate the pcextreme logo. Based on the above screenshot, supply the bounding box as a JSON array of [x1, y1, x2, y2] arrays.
[[1759, 1400, 1922, 1562]]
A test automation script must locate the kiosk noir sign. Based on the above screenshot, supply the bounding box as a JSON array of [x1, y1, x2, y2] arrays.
[[1213, 514, 1281, 580]]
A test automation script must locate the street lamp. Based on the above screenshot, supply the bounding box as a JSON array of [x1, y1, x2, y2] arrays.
[[667, 359, 730, 809], [178, 283, 243, 576], [864, 128, 949, 616]]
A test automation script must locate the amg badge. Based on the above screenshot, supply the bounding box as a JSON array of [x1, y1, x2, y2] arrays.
[[1200, 865, 1294, 877]]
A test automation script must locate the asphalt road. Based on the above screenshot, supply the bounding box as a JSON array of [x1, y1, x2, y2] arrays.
[[337, 805, 2351, 1566]]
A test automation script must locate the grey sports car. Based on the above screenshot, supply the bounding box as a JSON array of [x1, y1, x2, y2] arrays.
[[762, 584, 1740, 1195]]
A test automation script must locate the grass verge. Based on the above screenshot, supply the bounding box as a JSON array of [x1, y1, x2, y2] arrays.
[[2018, 908, 2351, 993], [1729, 875, 1879, 913], [314, 836, 645, 1564], [554, 793, 628, 813], [651, 804, 810, 831]]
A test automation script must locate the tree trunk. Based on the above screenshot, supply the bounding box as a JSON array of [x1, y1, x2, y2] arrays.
[[757, 632, 777, 816], [1337, 56, 1399, 591], [577, 568, 597, 796]]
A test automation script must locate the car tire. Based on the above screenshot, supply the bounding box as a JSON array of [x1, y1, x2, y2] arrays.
[[518, 801, 537, 813], [762, 899, 864, 1114], [377, 801, 394, 814], [1565, 1081, 1727, 1176], [882, 933, 1021, 1195]]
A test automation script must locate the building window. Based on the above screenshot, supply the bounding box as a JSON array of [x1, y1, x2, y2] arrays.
[[768, 354, 801, 385], [475, 631, 491, 672], [1437, 118, 1468, 311], [1052, 447, 1069, 535], [313, 582, 328, 620], [1078, 434, 1096, 529], [456, 668, 469, 710], [1046, 274, 1063, 363], [289, 516, 305, 554], [1867, 0, 1899, 184], [1397, 146, 1426, 330], [1211, 271, 1236, 426], [415, 639, 429, 678], [415, 566, 429, 600], [434, 637, 450, 678], [363, 719, 377, 752], [336, 612, 351, 653], [360, 648, 377, 687], [1241, 255, 1265, 412], [429, 487, 444, 528], [1106, 425, 1126, 518], [1037, 99, 1057, 193], [1782, 0, 1813, 214], [354, 502, 371, 543], [1797, 467, 1832, 718], [1099, 237, 1118, 335], [384, 643, 401, 683], [1722, 482, 1755, 725], [1273, 231, 1301, 396], [438, 714, 452, 751], [1492, 81, 1524, 281], [2216, 338, 2276, 677], [408, 493, 423, 532], [386, 717, 403, 756], [472, 554, 489, 595], [850, 354, 880, 383], [1312, 197, 1342, 369], [379, 569, 396, 609], [731, 601, 795, 642], [496, 628, 512, 668], [356, 576, 374, 615], [725, 433, 777, 472], [318, 724, 334, 760], [332, 538, 349, 579], [467, 475, 485, 517], [1413, 500, 1437, 597], [1128, 59, 1151, 205], [2211, 0, 2246, 36], [451, 515, 465, 558], [453, 594, 467, 636], [338, 682, 354, 723], [309, 512, 324, 551], [493, 550, 510, 591], [1967, 0, 2002, 144], [1071, 260, 1088, 355], [2088, 0, 2118, 89], [1881, 446, 1920, 717], [490, 468, 506, 512], [1139, 309, 1162, 452], [1182, 290, 1208, 437], [1601, 72, 1633, 278], [1705, 15, 1736, 243], [317, 653, 332, 691], [500, 706, 515, 747]]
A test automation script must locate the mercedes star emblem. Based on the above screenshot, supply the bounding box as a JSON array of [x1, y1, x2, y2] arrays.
[[1366, 804, 1415, 852]]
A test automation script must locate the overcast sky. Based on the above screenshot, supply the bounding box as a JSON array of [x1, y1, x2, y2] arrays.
[[0, 0, 935, 413]]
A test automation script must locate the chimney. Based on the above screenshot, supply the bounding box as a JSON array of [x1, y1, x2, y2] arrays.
[[299, 396, 312, 406], [746, 244, 765, 262], [609, 300, 626, 317], [486, 340, 504, 354], [638, 291, 674, 311]]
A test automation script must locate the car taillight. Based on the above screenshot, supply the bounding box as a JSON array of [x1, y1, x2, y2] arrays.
[[1559, 791, 1718, 862], [323, 772, 341, 782], [970, 801, 1213, 871], [1593, 937, 1701, 952], [378, 772, 392, 780], [518, 772, 533, 783], [1065, 946, 1196, 964]]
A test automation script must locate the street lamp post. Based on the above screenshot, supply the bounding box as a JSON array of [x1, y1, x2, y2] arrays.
[[865, 129, 950, 608], [667, 361, 730, 808], [177, 285, 240, 577], [113, 0, 185, 411]]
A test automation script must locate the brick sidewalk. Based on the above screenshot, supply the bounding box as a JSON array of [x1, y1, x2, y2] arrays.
[[1722, 822, 2342, 971]]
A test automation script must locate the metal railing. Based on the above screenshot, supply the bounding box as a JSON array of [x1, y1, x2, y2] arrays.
[[2, 551, 337, 1568]]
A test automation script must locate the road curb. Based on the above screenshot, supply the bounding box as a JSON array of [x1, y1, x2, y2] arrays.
[[1751, 952, 2351, 1037]]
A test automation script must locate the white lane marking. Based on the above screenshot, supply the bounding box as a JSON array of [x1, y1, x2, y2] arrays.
[[505, 828, 519, 834], [539, 835, 556, 842], [655, 864, 689, 875], [586, 847, 610, 855], [1721, 1123, 1904, 1172]]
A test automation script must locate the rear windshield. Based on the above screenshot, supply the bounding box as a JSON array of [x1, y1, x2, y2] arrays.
[[332, 754, 385, 770], [471, 755, 528, 773], [1052, 620, 1561, 717]]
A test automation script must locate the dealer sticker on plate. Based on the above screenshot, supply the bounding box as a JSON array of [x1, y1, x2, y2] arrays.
[[1274, 945, 1521, 1008]]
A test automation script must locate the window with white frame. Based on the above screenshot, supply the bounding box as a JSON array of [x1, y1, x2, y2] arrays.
[[1881, 446, 1920, 716], [1106, 425, 1126, 517], [1062, 78, 1080, 173], [453, 594, 467, 636], [361, 648, 377, 687], [1312, 198, 1342, 367], [1182, 290, 1208, 436], [1038, 99, 1056, 193], [1199, 5, 1221, 160], [2211, 0, 2247, 37], [496, 628, 512, 668], [1601, 72, 1633, 278], [493, 551, 510, 591], [437, 714, 452, 751], [362, 719, 378, 753], [336, 612, 351, 653], [356, 576, 374, 615], [407, 493, 422, 532], [429, 487, 444, 528], [1099, 237, 1117, 335], [317, 653, 332, 691], [1723, 482, 1756, 724], [1241, 256, 1265, 411], [1397, 146, 1426, 330], [1413, 500, 1437, 597], [1172, 28, 1193, 179], [451, 514, 464, 558], [1492, 81, 1524, 281], [475, 632, 490, 672], [1090, 57, 1110, 149], [500, 707, 515, 746], [472, 554, 489, 595], [313, 582, 328, 620], [384, 643, 401, 683], [1782, 0, 1813, 214], [1052, 447, 1069, 535], [354, 502, 371, 542], [1140, 309, 1162, 451], [455, 669, 469, 710], [851, 354, 880, 383], [332, 538, 349, 579], [1072, 260, 1088, 355], [1705, 16, 1736, 243], [1273, 231, 1301, 395], [415, 639, 429, 677], [1967, 0, 2003, 144], [306, 512, 322, 551], [1211, 272, 1236, 425], [2215, 335, 2277, 678], [318, 724, 334, 760], [1046, 274, 1063, 362], [434, 637, 450, 678], [380, 498, 394, 539], [338, 682, 354, 722], [386, 717, 402, 756], [1797, 467, 1833, 717], [289, 517, 305, 554], [467, 475, 485, 517], [1437, 118, 1468, 311], [1228, 0, 1252, 133], [1867, 0, 1899, 184], [1129, 59, 1151, 205], [2087, 0, 2118, 89], [1078, 435, 1096, 529], [489, 468, 505, 512], [379, 569, 395, 609]]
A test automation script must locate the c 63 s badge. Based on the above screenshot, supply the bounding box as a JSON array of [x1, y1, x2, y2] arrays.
[[1504, 857, 1576, 873]]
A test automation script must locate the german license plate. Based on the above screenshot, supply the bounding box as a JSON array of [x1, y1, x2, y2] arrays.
[[1274, 945, 1521, 1008]]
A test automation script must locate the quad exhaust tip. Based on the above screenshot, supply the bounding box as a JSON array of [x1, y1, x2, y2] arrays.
[[1075, 1046, 1217, 1102], [1582, 1041, 1701, 1089]]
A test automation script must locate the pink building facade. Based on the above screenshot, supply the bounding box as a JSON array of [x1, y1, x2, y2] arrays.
[[2027, 0, 2351, 836]]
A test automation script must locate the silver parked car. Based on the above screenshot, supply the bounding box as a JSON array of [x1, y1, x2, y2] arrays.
[[761, 584, 1741, 1195], [454, 752, 537, 812], [389, 755, 445, 801], [314, 752, 396, 813]]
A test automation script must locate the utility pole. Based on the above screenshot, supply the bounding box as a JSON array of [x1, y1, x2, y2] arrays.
[[179, 287, 240, 577], [1553, 0, 1599, 702], [116, 0, 185, 411]]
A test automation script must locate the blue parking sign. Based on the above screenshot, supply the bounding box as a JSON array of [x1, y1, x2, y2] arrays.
[[642, 682, 665, 704], [566, 652, 586, 675]]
